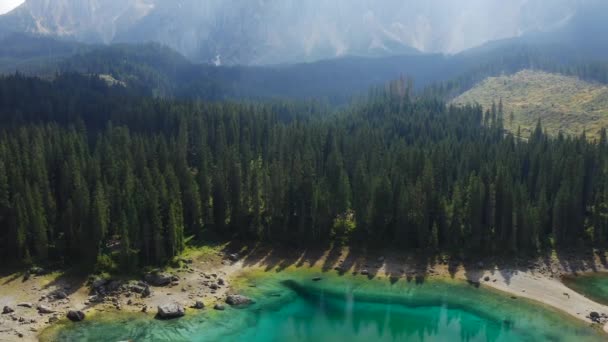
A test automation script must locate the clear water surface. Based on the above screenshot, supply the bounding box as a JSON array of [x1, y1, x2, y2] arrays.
[[42, 269, 604, 342], [563, 272, 608, 306]]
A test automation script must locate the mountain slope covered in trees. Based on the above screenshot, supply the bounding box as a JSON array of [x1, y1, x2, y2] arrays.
[[453, 70, 608, 137], [0, 74, 607, 272], [3, 29, 608, 106], [0, 33, 89, 74]]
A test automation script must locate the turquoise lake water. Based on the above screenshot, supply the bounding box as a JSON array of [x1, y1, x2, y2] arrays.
[[563, 272, 608, 306], [44, 270, 604, 342]]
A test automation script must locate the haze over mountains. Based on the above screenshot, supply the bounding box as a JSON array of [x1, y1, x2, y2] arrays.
[[0, 0, 600, 65]]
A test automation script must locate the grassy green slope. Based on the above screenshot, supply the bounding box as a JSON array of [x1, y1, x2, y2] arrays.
[[453, 70, 608, 138]]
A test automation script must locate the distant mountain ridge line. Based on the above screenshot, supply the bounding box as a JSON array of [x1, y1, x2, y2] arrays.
[[0, 0, 602, 65]]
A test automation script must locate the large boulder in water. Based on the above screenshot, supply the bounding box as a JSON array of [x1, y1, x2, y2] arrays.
[[226, 295, 253, 306], [67, 310, 86, 322], [156, 302, 185, 319]]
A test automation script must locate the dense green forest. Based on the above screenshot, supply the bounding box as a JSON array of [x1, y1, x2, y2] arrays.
[[0, 73, 607, 272]]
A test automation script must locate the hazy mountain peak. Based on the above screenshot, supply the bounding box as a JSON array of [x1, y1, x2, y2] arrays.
[[0, 0, 599, 65]]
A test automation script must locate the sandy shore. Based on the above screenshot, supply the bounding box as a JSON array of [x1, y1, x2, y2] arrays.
[[2, 246, 608, 341]]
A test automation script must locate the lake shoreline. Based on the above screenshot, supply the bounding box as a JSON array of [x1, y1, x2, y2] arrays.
[[2, 246, 608, 341]]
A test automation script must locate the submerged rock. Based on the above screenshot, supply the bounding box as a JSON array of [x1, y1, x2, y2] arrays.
[[156, 303, 185, 319], [467, 280, 481, 288], [312, 277, 322, 282], [67, 310, 86, 322], [226, 295, 253, 306], [213, 304, 225, 311]]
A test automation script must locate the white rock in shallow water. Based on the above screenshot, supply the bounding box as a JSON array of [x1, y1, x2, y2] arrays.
[[226, 294, 254, 306], [156, 302, 185, 319]]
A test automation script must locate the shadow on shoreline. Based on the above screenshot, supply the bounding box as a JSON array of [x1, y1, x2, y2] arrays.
[[217, 240, 608, 289]]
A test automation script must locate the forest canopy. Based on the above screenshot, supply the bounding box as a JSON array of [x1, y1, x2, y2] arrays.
[[0, 74, 606, 271]]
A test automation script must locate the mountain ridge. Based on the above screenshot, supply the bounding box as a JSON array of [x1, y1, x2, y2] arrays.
[[0, 0, 594, 65]]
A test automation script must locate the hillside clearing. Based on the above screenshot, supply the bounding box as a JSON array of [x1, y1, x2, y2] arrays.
[[453, 70, 608, 138]]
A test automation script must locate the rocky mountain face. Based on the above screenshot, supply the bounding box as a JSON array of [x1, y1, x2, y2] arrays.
[[0, 0, 599, 65]]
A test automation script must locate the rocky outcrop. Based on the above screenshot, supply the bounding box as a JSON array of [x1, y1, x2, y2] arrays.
[[590, 311, 601, 323], [2, 306, 14, 314], [145, 272, 175, 287], [142, 286, 152, 298], [191, 301, 205, 309], [106, 280, 123, 292], [129, 284, 146, 294], [66, 310, 85, 322], [52, 290, 68, 300], [91, 277, 108, 290], [156, 303, 185, 319], [37, 305, 55, 314], [225, 295, 253, 306]]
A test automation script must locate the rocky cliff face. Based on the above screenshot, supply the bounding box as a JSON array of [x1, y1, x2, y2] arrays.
[[0, 0, 154, 42], [0, 0, 594, 65]]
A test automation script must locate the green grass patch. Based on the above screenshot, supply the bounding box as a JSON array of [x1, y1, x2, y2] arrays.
[[453, 70, 608, 138]]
